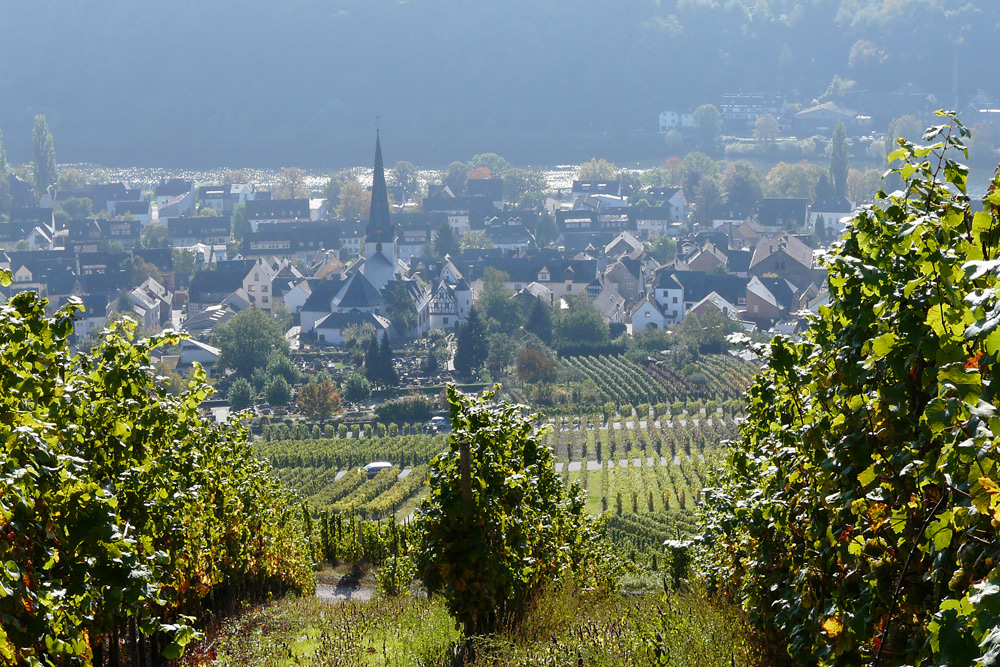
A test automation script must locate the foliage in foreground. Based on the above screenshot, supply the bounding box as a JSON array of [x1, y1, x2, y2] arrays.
[[202, 583, 766, 667], [0, 282, 315, 666], [416, 386, 624, 636], [700, 113, 1000, 664]]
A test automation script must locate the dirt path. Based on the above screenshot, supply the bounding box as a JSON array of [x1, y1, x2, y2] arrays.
[[316, 582, 375, 603]]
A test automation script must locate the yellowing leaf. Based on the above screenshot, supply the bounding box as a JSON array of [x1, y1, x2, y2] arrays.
[[822, 616, 844, 639]]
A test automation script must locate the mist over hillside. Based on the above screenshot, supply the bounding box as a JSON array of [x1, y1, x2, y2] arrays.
[[1, 0, 996, 167]]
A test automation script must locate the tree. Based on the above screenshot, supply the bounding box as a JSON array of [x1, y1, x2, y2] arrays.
[[434, 220, 457, 256], [763, 161, 828, 200], [647, 235, 677, 264], [274, 166, 309, 199], [120, 256, 163, 288], [554, 295, 608, 346], [141, 224, 171, 249], [524, 299, 553, 343], [813, 214, 826, 244], [886, 114, 922, 163], [32, 114, 57, 199], [443, 161, 468, 194], [479, 268, 522, 334], [379, 331, 398, 387], [364, 334, 380, 385], [232, 202, 253, 250], [172, 248, 196, 279], [337, 179, 371, 220], [222, 169, 249, 185], [502, 167, 546, 205], [385, 280, 417, 334], [58, 167, 90, 190], [266, 352, 301, 386], [227, 377, 254, 411], [720, 161, 763, 213], [458, 230, 493, 251], [60, 197, 93, 220], [390, 161, 419, 198], [343, 322, 376, 350], [213, 308, 289, 378], [693, 104, 722, 152], [265, 375, 292, 406], [515, 347, 556, 384], [467, 166, 492, 180], [468, 153, 510, 178], [341, 373, 372, 403], [753, 113, 779, 143], [577, 158, 618, 181], [846, 167, 882, 205], [198, 206, 220, 217], [485, 332, 518, 379], [416, 387, 617, 637], [533, 212, 558, 248], [454, 306, 488, 375], [296, 380, 342, 419], [692, 176, 721, 225], [701, 115, 1000, 666], [829, 120, 848, 197]]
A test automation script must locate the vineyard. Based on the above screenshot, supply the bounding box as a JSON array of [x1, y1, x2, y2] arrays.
[[563, 353, 757, 405], [264, 412, 738, 571], [257, 433, 446, 518]]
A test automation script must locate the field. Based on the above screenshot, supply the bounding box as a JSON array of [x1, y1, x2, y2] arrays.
[[262, 411, 740, 568], [562, 352, 758, 405]]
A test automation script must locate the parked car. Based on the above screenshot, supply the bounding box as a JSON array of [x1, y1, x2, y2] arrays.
[[426, 416, 448, 433]]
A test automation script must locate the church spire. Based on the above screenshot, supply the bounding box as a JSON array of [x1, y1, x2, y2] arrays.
[[366, 131, 394, 243]]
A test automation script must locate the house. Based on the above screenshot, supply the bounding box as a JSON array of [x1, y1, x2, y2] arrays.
[[167, 216, 232, 246], [466, 178, 505, 208], [155, 179, 195, 218], [484, 218, 535, 252], [604, 257, 645, 302], [793, 102, 868, 136], [198, 183, 255, 213], [65, 294, 109, 345], [109, 201, 153, 226], [591, 283, 627, 324], [808, 194, 854, 241], [683, 242, 729, 273], [244, 222, 339, 263], [646, 188, 688, 221], [687, 291, 741, 321], [755, 198, 809, 232], [178, 339, 221, 366], [720, 93, 784, 130], [181, 303, 236, 337], [314, 311, 391, 346], [604, 232, 643, 259], [630, 294, 666, 333], [244, 199, 311, 231], [748, 233, 816, 288], [651, 272, 685, 323], [187, 259, 257, 314], [658, 111, 695, 133], [427, 277, 473, 331], [105, 219, 142, 248]]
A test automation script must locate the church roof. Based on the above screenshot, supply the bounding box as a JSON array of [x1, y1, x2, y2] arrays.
[[333, 271, 384, 309], [365, 132, 394, 244]]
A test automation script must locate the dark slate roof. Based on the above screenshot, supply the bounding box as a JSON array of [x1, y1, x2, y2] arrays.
[[112, 201, 152, 215], [365, 132, 394, 243], [628, 206, 673, 222], [727, 249, 753, 273], [11, 208, 54, 226], [80, 270, 127, 295], [300, 277, 347, 313], [757, 277, 798, 311], [55, 293, 108, 318], [756, 198, 809, 227], [188, 259, 255, 299], [332, 271, 384, 309], [245, 198, 310, 221], [485, 224, 534, 246], [811, 194, 853, 212], [155, 179, 193, 198], [423, 195, 471, 213], [168, 215, 232, 239], [45, 267, 81, 296], [467, 178, 504, 200], [391, 211, 448, 231], [133, 248, 174, 272], [665, 270, 747, 305], [463, 257, 599, 285]]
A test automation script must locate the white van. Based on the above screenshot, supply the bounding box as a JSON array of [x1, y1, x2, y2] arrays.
[[360, 461, 393, 478]]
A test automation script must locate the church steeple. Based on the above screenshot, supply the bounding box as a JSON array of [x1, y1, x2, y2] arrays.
[[366, 131, 394, 244]]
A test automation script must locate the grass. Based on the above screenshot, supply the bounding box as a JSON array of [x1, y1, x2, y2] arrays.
[[188, 582, 775, 667]]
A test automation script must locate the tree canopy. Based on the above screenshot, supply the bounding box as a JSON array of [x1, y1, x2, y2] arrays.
[[213, 308, 289, 378]]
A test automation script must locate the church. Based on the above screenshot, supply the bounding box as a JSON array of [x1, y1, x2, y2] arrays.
[[299, 133, 476, 344]]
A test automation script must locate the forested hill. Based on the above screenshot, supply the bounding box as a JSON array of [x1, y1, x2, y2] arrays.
[[1, 0, 996, 167]]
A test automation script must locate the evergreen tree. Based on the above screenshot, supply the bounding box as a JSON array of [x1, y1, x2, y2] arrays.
[[454, 306, 488, 375], [829, 120, 848, 198], [364, 335, 380, 385], [265, 375, 292, 406], [814, 214, 826, 244], [379, 330, 398, 386], [524, 299, 553, 343], [434, 220, 457, 257], [32, 115, 57, 199]]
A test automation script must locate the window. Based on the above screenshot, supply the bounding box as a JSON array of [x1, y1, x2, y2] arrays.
[[443, 317, 449, 325], [262, 285, 269, 293], [567, 284, 572, 292], [672, 296, 678, 303], [248, 285, 255, 292], [262, 296, 269, 304]]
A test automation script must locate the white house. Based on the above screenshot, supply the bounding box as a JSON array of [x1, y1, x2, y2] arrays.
[[652, 272, 685, 323], [179, 339, 221, 366], [630, 294, 666, 333], [658, 111, 695, 133]]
